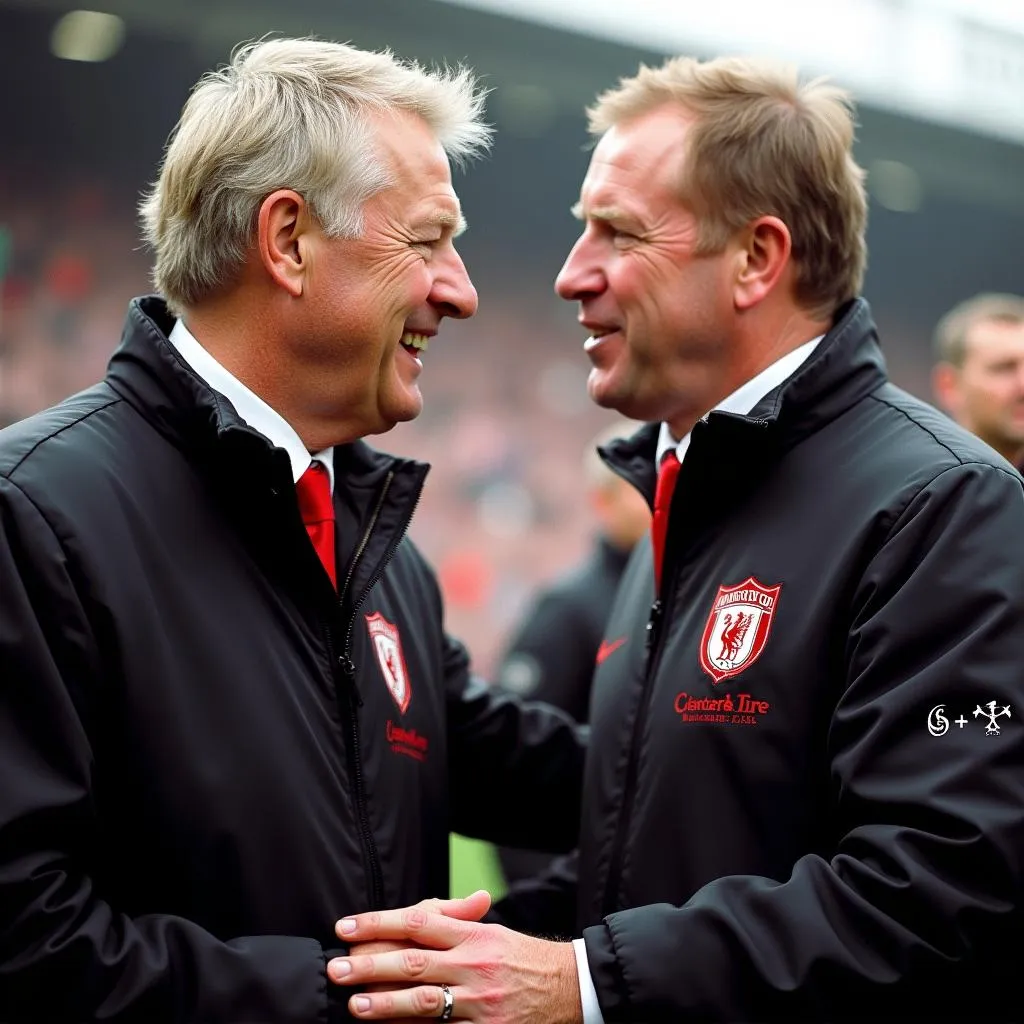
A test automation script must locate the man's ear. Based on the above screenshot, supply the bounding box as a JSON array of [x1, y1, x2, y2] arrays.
[[588, 485, 611, 521], [733, 216, 791, 312], [932, 362, 961, 415], [256, 189, 310, 298]]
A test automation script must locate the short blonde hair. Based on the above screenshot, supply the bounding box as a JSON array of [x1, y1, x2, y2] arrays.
[[587, 56, 867, 318], [933, 293, 1024, 366], [140, 37, 491, 312]]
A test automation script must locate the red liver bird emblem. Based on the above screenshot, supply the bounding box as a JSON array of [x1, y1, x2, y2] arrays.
[[699, 577, 782, 683]]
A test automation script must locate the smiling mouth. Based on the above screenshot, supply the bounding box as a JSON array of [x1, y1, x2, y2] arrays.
[[584, 329, 621, 353], [401, 331, 430, 357]]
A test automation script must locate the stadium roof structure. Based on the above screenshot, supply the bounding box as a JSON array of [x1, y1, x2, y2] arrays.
[[435, 0, 1024, 148], [2, 0, 1023, 221]]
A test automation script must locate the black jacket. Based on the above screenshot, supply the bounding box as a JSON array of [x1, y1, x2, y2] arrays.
[[500, 299, 1024, 1020], [0, 296, 585, 1023], [495, 537, 630, 885], [495, 535, 631, 724]]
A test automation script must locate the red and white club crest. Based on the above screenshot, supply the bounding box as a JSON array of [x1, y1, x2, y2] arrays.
[[365, 612, 411, 713], [699, 577, 782, 684]]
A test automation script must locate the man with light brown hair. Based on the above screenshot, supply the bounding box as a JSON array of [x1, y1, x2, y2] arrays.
[[329, 53, 1024, 1023], [932, 292, 1024, 467]]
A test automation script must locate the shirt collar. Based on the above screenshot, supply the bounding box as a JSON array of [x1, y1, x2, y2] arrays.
[[168, 319, 334, 492], [656, 334, 824, 466]]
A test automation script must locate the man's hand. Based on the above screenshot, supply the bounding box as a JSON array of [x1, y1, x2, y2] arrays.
[[345, 892, 493, 995], [328, 903, 582, 1022]]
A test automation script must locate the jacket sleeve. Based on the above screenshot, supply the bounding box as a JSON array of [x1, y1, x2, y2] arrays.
[[494, 588, 595, 723], [444, 630, 587, 854], [0, 478, 344, 1023], [582, 462, 1024, 1021]]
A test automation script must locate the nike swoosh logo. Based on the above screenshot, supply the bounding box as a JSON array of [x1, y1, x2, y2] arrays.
[[596, 637, 627, 665]]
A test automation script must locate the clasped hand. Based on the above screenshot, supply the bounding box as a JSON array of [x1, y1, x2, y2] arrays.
[[328, 890, 581, 1022]]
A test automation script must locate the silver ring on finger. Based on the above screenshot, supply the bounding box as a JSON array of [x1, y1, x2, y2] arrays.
[[437, 982, 454, 1021]]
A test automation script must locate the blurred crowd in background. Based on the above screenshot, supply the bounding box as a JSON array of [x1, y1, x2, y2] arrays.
[[0, 165, 149, 426]]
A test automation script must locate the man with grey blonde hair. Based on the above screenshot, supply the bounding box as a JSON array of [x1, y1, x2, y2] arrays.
[[140, 37, 491, 313], [330, 54, 1024, 1023], [931, 292, 1024, 467], [0, 37, 585, 1022]]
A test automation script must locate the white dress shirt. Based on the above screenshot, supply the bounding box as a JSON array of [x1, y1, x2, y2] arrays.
[[655, 334, 823, 466], [574, 332, 823, 1024], [167, 319, 334, 492]]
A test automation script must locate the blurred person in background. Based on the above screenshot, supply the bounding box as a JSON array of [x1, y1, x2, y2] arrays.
[[329, 53, 1024, 1023], [931, 292, 1024, 469], [495, 419, 651, 722], [495, 419, 649, 887], [0, 38, 586, 1023]]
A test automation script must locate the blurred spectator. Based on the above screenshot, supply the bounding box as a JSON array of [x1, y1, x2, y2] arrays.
[[931, 292, 1024, 468], [0, 162, 151, 425], [494, 419, 650, 886]]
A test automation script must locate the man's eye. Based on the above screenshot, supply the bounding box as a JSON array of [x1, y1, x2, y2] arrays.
[[595, 222, 637, 243]]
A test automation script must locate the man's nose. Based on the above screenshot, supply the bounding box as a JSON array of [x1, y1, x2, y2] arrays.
[[430, 248, 478, 320], [555, 235, 603, 300]]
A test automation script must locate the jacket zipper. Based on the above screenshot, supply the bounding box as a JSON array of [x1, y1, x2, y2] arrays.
[[337, 470, 395, 678], [600, 588, 672, 917], [599, 418, 771, 915], [330, 469, 422, 910], [600, 433, 699, 917]]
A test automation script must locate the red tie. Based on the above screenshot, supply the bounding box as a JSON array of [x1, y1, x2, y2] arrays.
[[652, 451, 681, 592], [296, 461, 336, 588]]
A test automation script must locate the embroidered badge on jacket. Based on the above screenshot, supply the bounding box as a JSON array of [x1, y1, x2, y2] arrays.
[[699, 577, 782, 683], [366, 612, 411, 713]]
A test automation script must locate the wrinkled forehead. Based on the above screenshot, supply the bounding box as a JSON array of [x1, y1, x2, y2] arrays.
[[370, 107, 465, 224], [580, 107, 694, 211]]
